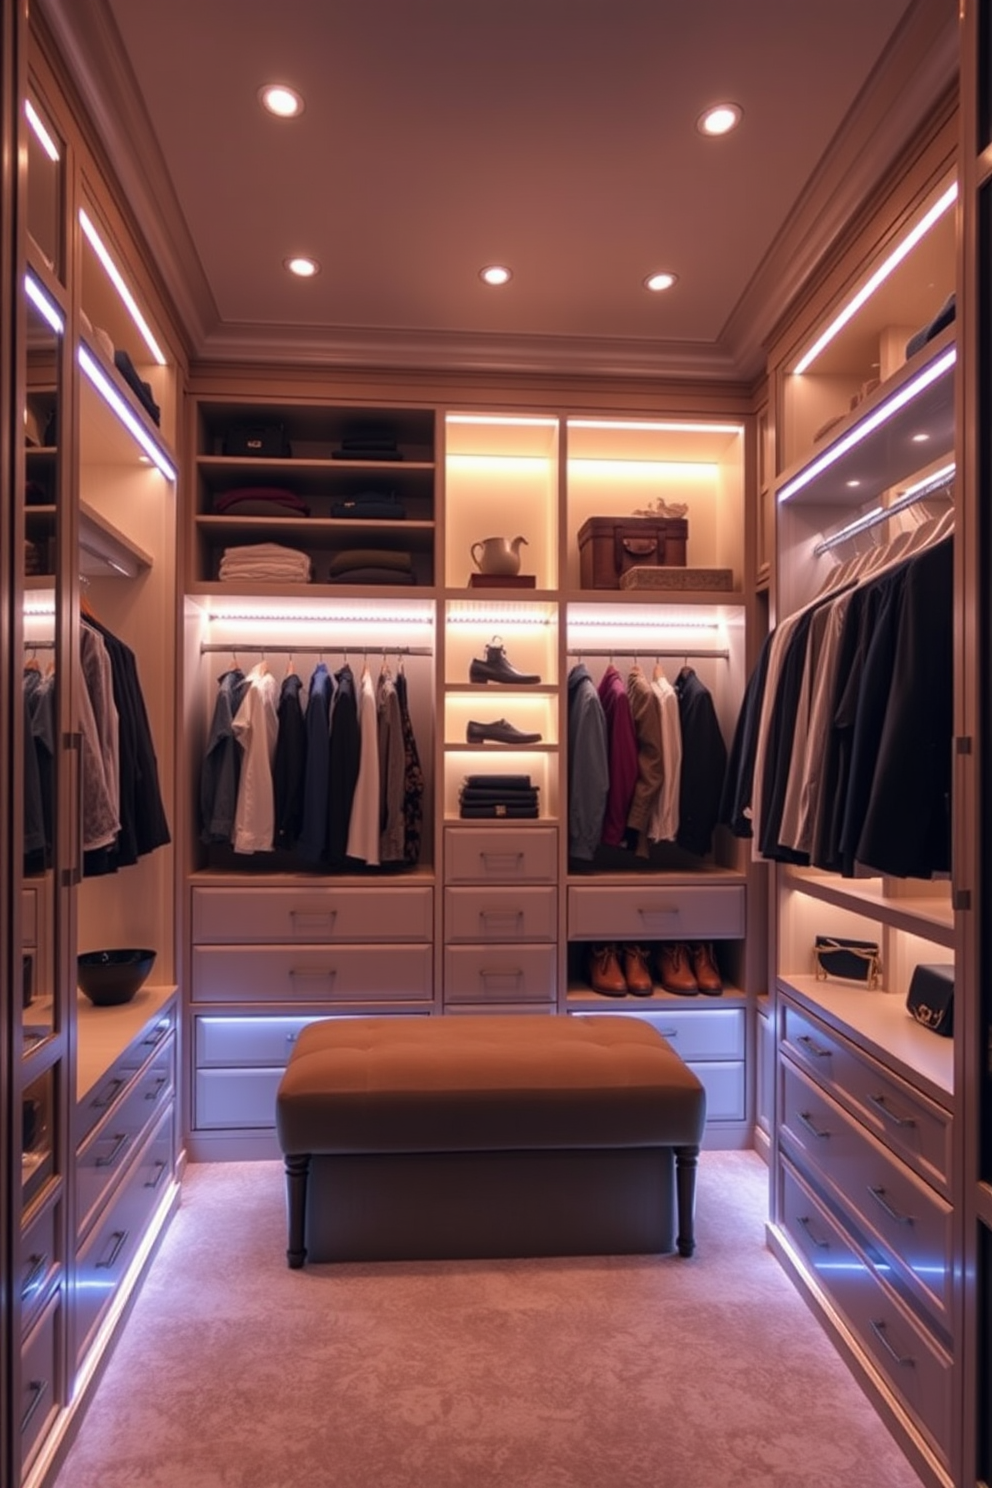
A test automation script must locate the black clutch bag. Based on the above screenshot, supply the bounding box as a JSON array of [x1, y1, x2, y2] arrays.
[[906, 964, 954, 1037], [222, 419, 292, 458], [813, 935, 881, 988]]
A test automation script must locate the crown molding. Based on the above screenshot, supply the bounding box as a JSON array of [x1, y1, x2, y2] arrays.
[[723, 0, 959, 381], [34, 0, 219, 353]]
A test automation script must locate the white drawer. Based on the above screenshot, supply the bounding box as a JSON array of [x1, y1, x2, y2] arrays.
[[197, 1014, 324, 1068], [444, 945, 557, 1004], [191, 944, 433, 1003], [567, 883, 744, 940], [21, 887, 37, 946], [20, 1290, 61, 1475], [781, 998, 952, 1196], [780, 1060, 953, 1329], [780, 1156, 952, 1465], [445, 825, 558, 883], [192, 884, 433, 944], [692, 1061, 745, 1122], [445, 886, 557, 943], [575, 1006, 745, 1060], [195, 1067, 284, 1129]]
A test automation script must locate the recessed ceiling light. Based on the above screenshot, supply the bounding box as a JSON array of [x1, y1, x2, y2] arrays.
[[643, 271, 678, 293], [284, 256, 320, 277], [480, 265, 512, 286], [697, 103, 743, 137], [260, 84, 304, 118], [912, 432, 930, 442]]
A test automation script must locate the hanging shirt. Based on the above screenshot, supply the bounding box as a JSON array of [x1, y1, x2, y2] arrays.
[[346, 666, 381, 865], [596, 664, 638, 848], [376, 670, 406, 863], [647, 671, 682, 844], [231, 664, 279, 853], [567, 663, 608, 862]]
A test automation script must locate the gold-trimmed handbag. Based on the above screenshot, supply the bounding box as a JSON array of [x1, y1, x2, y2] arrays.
[[813, 935, 881, 988]]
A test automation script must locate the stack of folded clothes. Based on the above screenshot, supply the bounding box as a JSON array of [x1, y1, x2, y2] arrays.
[[330, 490, 406, 519], [332, 424, 403, 461], [327, 548, 414, 585], [458, 774, 540, 819], [218, 542, 312, 582], [212, 486, 311, 517], [114, 348, 161, 425]]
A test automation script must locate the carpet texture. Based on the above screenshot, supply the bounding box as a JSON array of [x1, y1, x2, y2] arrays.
[[52, 1152, 924, 1488]]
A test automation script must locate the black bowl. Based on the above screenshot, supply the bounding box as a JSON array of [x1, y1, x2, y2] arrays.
[[78, 949, 156, 1007]]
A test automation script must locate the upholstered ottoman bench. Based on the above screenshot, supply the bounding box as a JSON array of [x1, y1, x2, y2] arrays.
[[275, 1013, 706, 1267]]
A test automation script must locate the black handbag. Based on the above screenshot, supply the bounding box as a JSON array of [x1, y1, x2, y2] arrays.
[[222, 419, 292, 458], [905, 964, 954, 1037], [813, 935, 881, 988]]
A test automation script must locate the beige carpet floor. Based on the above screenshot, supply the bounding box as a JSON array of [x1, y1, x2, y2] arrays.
[[51, 1151, 925, 1488]]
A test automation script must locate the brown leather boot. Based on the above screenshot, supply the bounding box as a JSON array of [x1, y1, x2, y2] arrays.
[[656, 942, 699, 995], [622, 944, 654, 997], [689, 941, 723, 995], [588, 943, 626, 997]]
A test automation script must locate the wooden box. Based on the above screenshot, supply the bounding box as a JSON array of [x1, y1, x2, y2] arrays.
[[577, 516, 688, 590]]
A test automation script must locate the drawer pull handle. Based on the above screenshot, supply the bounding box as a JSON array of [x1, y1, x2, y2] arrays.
[[92, 1076, 126, 1111], [21, 1378, 48, 1434], [145, 1075, 169, 1102], [144, 1159, 168, 1191], [797, 1215, 830, 1251], [796, 1110, 831, 1141], [869, 1318, 915, 1368], [867, 1186, 914, 1227], [290, 910, 336, 933], [637, 906, 679, 922], [97, 1229, 130, 1269], [480, 967, 523, 984], [796, 1033, 832, 1060], [657, 1028, 679, 1040], [866, 1093, 916, 1129], [95, 1132, 130, 1169], [479, 909, 523, 930], [480, 851, 525, 872], [289, 968, 337, 984], [21, 1252, 48, 1299], [143, 1022, 169, 1049]]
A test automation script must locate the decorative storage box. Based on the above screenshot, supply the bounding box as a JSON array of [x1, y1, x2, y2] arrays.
[[577, 516, 688, 590], [620, 566, 733, 592]]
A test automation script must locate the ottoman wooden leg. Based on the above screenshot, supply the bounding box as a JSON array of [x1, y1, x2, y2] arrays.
[[674, 1144, 700, 1257], [285, 1153, 311, 1269]]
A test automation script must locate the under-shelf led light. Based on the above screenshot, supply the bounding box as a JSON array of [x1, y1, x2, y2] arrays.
[[206, 608, 433, 625], [568, 419, 742, 435], [24, 273, 64, 334], [793, 181, 957, 374], [25, 99, 60, 161], [777, 345, 955, 504], [78, 344, 176, 480], [447, 416, 558, 429], [79, 208, 167, 366]]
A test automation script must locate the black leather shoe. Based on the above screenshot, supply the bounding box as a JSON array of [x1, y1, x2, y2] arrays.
[[469, 640, 541, 686], [466, 719, 543, 745]]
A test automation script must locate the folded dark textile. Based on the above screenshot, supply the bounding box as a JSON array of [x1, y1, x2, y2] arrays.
[[113, 348, 161, 424], [213, 486, 309, 515], [328, 548, 411, 576], [459, 804, 540, 819], [460, 788, 539, 803], [905, 292, 956, 358], [327, 568, 414, 585], [464, 774, 532, 789]]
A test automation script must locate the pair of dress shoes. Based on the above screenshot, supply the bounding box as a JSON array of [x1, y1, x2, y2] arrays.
[[469, 639, 541, 686], [466, 719, 542, 745], [588, 943, 654, 998], [656, 941, 723, 996]]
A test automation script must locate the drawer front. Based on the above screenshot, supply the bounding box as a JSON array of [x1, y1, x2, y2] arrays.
[[445, 826, 558, 883], [20, 1290, 62, 1475], [782, 1000, 952, 1196], [691, 1061, 746, 1122], [195, 1066, 284, 1130], [567, 883, 744, 940], [77, 1007, 176, 1146], [780, 1156, 952, 1464], [19, 1198, 61, 1327], [192, 885, 433, 944], [196, 1014, 321, 1068], [445, 886, 557, 943], [77, 1038, 175, 1237], [21, 886, 37, 945], [444, 945, 557, 1004], [574, 1006, 745, 1061], [192, 944, 433, 1003], [75, 1109, 174, 1371], [780, 1060, 953, 1328]]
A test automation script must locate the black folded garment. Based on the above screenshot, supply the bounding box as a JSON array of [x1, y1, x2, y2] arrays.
[[464, 774, 532, 790], [114, 349, 161, 424], [327, 567, 414, 585], [459, 804, 540, 819], [460, 789, 539, 806]]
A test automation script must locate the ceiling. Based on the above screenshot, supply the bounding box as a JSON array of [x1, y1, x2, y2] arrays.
[[37, 0, 958, 383]]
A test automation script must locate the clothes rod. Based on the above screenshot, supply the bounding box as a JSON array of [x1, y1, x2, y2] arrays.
[[566, 647, 729, 661], [813, 469, 955, 557], [199, 643, 433, 657]]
